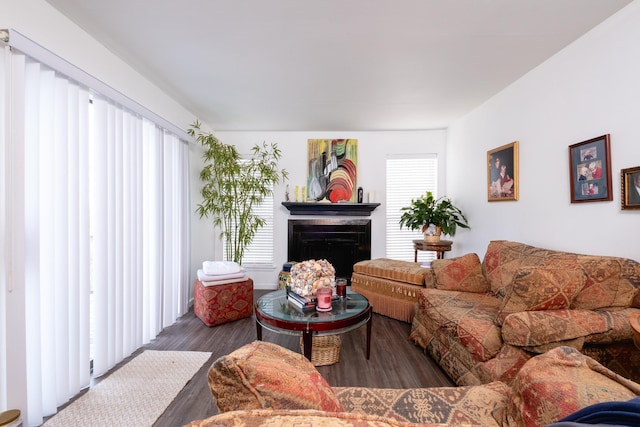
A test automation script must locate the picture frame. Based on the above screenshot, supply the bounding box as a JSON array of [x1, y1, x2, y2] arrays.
[[487, 141, 519, 202], [621, 166, 640, 210], [568, 134, 612, 203]]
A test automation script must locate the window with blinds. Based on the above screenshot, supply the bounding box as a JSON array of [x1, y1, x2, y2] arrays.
[[386, 156, 438, 262], [221, 156, 275, 266], [228, 194, 274, 266]]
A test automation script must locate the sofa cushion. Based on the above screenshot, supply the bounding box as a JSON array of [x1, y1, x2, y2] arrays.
[[501, 309, 613, 349], [334, 382, 509, 426], [422, 289, 503, 362], [572, 256, 639, 310], [431, 253, 490, 293], [495, 267, 587, 325], [506, 346, 640, 427], [482, 240, 551, 298], [353, 258, 427, 286], [207, 341, 344, 413]]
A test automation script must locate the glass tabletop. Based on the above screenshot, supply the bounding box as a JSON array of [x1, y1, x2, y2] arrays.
[[255, 289, 370, 335]]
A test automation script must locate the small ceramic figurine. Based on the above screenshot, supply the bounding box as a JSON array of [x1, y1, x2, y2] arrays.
[[285, 184, 290, 201]]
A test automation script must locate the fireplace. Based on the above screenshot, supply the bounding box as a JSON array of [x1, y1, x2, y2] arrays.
[[288, 219, 371, 283]]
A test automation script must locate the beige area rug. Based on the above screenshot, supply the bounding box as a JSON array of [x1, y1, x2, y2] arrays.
[[44, 350, 212, 427]]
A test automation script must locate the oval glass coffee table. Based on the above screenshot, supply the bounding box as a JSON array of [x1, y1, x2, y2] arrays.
[[255, 289, 372, 361]]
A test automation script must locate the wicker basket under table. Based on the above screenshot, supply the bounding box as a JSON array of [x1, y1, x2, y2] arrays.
[[300, 334, 342, 366]]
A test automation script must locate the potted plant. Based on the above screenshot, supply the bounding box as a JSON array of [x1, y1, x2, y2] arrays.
[[399, 192, 469, 242], [189, 122, 288, 264]]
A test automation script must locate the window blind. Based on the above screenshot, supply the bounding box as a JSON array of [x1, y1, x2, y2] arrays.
[[386, 156, 438, 262]]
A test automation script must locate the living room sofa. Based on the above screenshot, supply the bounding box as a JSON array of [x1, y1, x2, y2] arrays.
[[409, 240, 640, 386], [187, 341, 640, 427]]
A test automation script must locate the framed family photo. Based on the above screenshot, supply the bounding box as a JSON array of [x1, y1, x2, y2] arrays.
[[568, 134, 612, 203], [621, 166, 640, 210], [487, 141, 519, 202]]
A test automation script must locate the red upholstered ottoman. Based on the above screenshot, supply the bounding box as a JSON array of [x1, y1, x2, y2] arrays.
[[194, 278, 254, 326]]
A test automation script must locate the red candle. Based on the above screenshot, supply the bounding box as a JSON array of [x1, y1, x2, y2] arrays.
[[316, 287, 333, 311], [336, 278, 347, 297]]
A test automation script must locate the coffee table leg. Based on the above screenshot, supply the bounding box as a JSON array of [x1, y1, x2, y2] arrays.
[[256, 321, 262, 341], [366, 308, 372, 360], [302, 330, 312, 360]]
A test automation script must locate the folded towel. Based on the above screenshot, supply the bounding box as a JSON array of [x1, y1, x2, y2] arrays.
[[200, 275, 249, 287], [197, 269, 246, 283], [202, 260, 241, 276]]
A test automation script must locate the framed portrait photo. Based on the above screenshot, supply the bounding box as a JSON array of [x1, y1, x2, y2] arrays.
[[487, 141, 519, 202], [621, 166, 640, 210], [568, 134, 612, 203]]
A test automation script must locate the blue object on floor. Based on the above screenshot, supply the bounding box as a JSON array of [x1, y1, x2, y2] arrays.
[[546, 396, 640, 426]]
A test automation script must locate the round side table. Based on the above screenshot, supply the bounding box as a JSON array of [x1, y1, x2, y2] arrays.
[[413, 239, 452, 262]]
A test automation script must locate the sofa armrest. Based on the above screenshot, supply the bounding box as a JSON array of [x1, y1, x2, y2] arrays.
[[501, 309, 614, 349]]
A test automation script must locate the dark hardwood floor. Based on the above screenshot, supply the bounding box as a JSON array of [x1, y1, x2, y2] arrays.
[[48, 290, 455, 427]]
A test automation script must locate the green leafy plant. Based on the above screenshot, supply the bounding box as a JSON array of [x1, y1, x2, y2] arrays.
[[189, 121, 288, 264], [399, 191, 469, 237]]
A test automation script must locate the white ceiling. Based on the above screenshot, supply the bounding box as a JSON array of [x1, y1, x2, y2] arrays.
[[46, 0, 632, 131]]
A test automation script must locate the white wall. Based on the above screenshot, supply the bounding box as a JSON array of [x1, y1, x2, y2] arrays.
[[211, 130, 447, 288], [446, 0, 640, 261], [2, 0, 213, 289]]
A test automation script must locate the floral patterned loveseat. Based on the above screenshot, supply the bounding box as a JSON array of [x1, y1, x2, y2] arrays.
[[409, 240, 640, 386], [187, 341, 640, 427]]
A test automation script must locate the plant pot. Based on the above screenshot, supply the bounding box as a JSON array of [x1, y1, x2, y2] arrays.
[[424, 226, 442, 243], [424, 234, 441, 243]]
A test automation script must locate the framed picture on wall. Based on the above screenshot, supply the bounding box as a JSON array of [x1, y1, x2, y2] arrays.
[[621, 166, 640, 210], [487, 141, 519, 202], [568, 134, 612, 203]]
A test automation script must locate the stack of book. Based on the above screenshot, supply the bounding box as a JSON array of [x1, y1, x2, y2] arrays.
[[286, 287, 317, 311]]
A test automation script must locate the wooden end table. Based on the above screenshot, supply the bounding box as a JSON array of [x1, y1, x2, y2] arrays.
[[254, 290, 372, 361], [413, 239, 452, 262]]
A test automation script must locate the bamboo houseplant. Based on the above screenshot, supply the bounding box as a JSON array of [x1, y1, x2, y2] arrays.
[[399, 192, 469, 242], [189, 122, 288, 264]]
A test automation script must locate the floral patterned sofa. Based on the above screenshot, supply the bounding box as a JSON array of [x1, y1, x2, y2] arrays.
[[409, 240, 640, 386], [187, 341, 640, 427]]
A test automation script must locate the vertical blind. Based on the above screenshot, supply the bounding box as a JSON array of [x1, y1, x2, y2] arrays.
[[1, 41, 190, 425], [0, 45, 8, 412], [385, 156, 438, 262]]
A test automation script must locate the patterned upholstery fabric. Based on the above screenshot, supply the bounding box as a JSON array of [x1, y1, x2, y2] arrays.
[[431, 253, 490, 293], [351, 258, 429, 322], [495, 267, 587, 325], [185, 409, 426, 427], [194, 342, 640, 427], [506, 346, 640, 427], [351, 272, 422, 322], [421, 288, 502, 363], [334, 382, 509, 426], [207, 341, 344, 413], [572, 256, 640, 310], [501, 310, 614, 348], [410, 240, 640, 385], [353, 258, 428, 285], [194, 279, 254, 327]]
